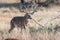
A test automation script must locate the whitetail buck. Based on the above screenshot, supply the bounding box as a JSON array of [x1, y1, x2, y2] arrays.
[[8, 2, 38, 33], [9, 12, 37, 33]]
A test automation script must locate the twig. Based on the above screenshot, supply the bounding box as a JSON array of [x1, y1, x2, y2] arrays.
[[32, 18, 44, 27]]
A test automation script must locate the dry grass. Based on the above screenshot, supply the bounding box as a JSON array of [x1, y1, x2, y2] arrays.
[[0, 4, 60, 40], [0, 0, 19, 3]]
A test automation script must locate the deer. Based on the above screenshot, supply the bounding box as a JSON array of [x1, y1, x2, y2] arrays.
[[8, 2, 38, 33]]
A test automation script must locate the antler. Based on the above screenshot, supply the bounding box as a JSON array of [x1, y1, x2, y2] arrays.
[[20, 0, 38, 15], [28, 0, 38, 15], [30, 4, 38, 15]]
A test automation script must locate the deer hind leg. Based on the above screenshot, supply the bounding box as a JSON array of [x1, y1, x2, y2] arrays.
[[9, 22, 15, 33]]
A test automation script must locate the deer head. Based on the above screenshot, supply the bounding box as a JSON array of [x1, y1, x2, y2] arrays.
[[24, 13, 32, 19]]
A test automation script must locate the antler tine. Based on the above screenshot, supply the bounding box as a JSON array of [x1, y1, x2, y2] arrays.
[[30, 4, 38, 15], [20, 8, 29, 14]]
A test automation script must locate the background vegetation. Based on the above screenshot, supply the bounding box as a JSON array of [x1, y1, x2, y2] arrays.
[[0, 0, 60, 40]]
